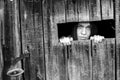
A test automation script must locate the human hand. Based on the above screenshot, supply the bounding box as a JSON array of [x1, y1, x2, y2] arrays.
[[59, 37, 73, 45], [90, 35, 105, 43]]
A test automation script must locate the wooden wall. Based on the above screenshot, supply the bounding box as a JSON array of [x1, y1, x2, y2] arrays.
[[48, 39, 115, 80], [115, 0, 120, 80], [0, 0, 4, 80], [49, 0, 114, 43], [0, 0, 119, 80]]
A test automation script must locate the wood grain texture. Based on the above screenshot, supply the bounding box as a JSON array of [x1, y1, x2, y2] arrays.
[[78, 0, 90, 21], [33, 0, 45, 80], [20, 0, 37, 80], [115, 0, 120, 80], [101, 0, 114, 20], [52, 0, 66, 23], [45, 43, 67, 80], [42, 0, 53, 80], [19, 1, 30, 80], [66, 0, 79, 22], [92, 38, 115, 80], [68, 40, 91, 80], [0, 0, 4, 80], [0, 43, 3, 80], [53, 44, 67, 80], [3, 0, 22, 80], [89, 0, 101, 21], [51, 0, 66, 44], [12, 0, 22, 79]]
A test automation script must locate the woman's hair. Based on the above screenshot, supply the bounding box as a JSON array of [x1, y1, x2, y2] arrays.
[[71, 22, 98, 40]]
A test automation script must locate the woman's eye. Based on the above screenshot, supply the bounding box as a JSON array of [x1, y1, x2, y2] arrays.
[[86, 25, 91, 28]]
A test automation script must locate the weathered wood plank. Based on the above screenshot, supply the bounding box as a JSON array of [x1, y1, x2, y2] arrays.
[[78, 0, 89, 21], [0, 0, 5, 44], [3, 0, 12, 79], [52, 0, 66, 23], [46, 44, 67, 80], [20, 0, 30, 80], [3, 0, 22, 80], [42, 0, 53, 80], [66, 0, 79, 22], [92, 38, 115, 80], [0, 0, 4, 80], [51, 0, 66, 44], [20, 0, 37, 80], [0, 43, 3, 80], [92, 41, 105, 80], [68, 40, 91, 80], [89, 0, 101, 21], [101, 0, 114, 20], [33, 0, 45, 80], [11, 0, 22, 80], [105, 39, 115, 80], [115, 0, 120, 79], [53, 44, 67, 80], [3, 0, 23, 80]]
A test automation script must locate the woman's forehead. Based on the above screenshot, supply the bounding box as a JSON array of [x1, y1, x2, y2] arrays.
[[78, 22, 90, 27]]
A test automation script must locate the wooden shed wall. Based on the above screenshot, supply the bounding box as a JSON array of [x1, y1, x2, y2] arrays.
[[43, 0, 114, 44], [48, 39, 115, 80], [0, 0, 119, 80]]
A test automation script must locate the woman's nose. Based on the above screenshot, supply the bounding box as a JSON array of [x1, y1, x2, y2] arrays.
[[81, 28, 86, 35]]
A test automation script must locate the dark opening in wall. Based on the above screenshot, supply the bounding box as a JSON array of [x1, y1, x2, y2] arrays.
[[57, 19, 115, 39], [92, 19, 115, 38]]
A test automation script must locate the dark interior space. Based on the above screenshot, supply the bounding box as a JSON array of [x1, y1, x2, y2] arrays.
[[57, 19, 115, 39]]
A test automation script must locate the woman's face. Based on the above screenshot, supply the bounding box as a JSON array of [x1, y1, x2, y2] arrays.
[[77, 23, 91, 40]]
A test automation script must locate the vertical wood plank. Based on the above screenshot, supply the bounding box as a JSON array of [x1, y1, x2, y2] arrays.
[[52, 0, 66, 24], [3, 0, 12, 79], [12, 0, 22, 80], [20, 0, 37, 80], [46, 44, 67, 80], [101, 0, 114, 20], [4, 0, 22, 80], [66, 0, 79, 22], [42, 1, 52, 80], [0, 0, 5, 45], [115, 0, 120, 80], [0, 43, 3, 80], [33, 0, 45, 80], [0, 0, 4, 80], [68, 41, 91, 80], [92, 39, 115, 80], [53, 44, 67, 80], [78, 0, 89, 21], [105, 39, 115, 80], [89, 0, 101, 21], [20, 0, 30, 80], [51, 0, 66, 44], [92, 41, 105, 80]]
